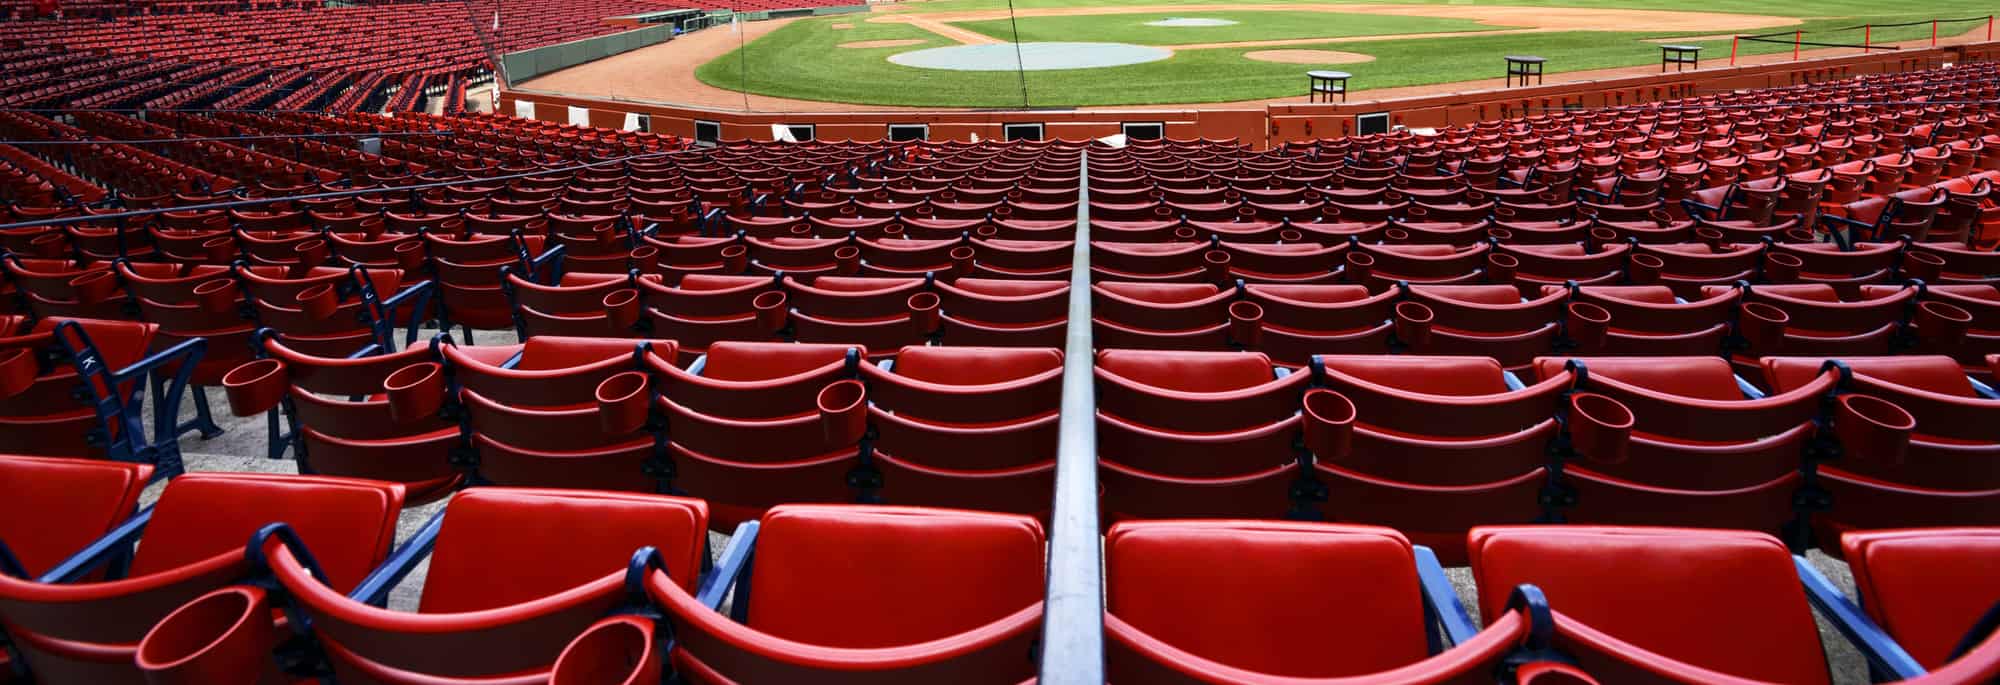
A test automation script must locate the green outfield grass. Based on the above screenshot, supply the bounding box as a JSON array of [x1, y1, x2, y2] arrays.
[[693, 1, 1997, 107], [952, 10, 1507, 45]]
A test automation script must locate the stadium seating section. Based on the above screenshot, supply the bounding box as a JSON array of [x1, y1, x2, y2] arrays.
[[1, 54, 2000, 684], [0, 0, 852, 113]]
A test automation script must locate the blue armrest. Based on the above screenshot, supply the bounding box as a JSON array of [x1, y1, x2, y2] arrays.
[[1794, 555, 1926, 680], [350, 505, 447, 607], [1968, 376, 2000, 400], [1680, 198, 1722, 221], [530, 244, 567, 283], [39, 506, 153, 584], [695, 521, 759, 612], [1413, 544, 1478, 648], [1734, 374, 1767, 399], [0, 537, 28, 579], [377, 278, 438, 347], [699, 207, 725, 236], [122, 337, 206, 448]]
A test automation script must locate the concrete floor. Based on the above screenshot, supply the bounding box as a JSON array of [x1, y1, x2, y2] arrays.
[[143, 326, 1868, 682]]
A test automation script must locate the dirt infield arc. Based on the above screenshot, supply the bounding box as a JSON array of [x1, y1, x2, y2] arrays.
[[512, 3, 1871, 112]]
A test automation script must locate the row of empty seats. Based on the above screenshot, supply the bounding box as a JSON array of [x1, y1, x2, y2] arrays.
[[2, 457, 1997, 683]]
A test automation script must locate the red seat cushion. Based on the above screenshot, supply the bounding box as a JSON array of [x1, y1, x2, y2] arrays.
[[1107, 520, 1428, 677], [1096, 349, 1275, 393], [1320, 355, 1511, 396], [0, 455, 150, 577], [1533, 356, 1742, 401], [702, 341, 855, 382], [1468, 526, 1829, 685], [891, 346, 1061, 386], [1843, 528, 2000, 669], [746, 505, 1043, 648], [135, 473, 404, 593], [418, 488, 709, 614]]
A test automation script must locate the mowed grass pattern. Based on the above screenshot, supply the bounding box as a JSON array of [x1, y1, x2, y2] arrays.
[[952, 10, 1506, 45], [695, 0, 1999, 107]]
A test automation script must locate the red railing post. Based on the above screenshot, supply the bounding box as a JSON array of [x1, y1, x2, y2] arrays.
[[1932, 20, 1939, 47], [1795, 30, 1802, 60], [1730, 36, 1739, 65], [1865, 25, 1871, 50]]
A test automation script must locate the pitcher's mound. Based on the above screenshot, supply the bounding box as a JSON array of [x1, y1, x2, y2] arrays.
[[1244, 49, 1376, 65], [841, 39, 925, 49]]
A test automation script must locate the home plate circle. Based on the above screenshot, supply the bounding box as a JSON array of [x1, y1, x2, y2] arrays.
[[889, 42, 1172, 71], [1145, 17, 1237, 27]]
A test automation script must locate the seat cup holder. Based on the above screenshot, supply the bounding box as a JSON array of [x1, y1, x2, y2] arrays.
[[1694, 226, 1727, 252], [221, 359, 289, 417], [1202, 250, 1231, 282], [1485, 252, 1518, 285], [834, 245, 861, 275], [1278, 228, 1303, 243], [1344, 251, 1375, 285], [551, 615, 661, 685], [1627, 253, 1664, 285], [595, 371, 651, 435], [604, 289, 641, 330], [1782, 227, 1817, 244], [908, 292, 941, 334], [1833, 393, 1916, 466], [1586, 227, 1620, 253], [27, 231, 64, 257], [0, 348, 37, 400], [817, 379, 868, 446], [753, 291, 788, 332], [974, 225, 999, 239], [1764, 252, 1803, 282], [629, 245, 659, 270], [384, 362, 445, 424], [1915, 300, 1973, 346], [393, 241, 426, 271], [193, 278, 240, 316], [949, 245, 976, 279], [1649, 208, 1676, 227], [294, 239, 330, 272], [136, 585, 283, 685], [788, 225, 814, 239], [1566, 301, 1612, 349], [290, 281, 338, 319], [1737, 301, 1790, 350], [69, 270, 116, 305], [1515, 659, 1601, 685], [1487, 227, 1514, 242], [1568, 392, 1635, 464], [1301, 388, 1356, 460], [1902, 250, 1946, 282], [1383, 227, 1411, 243], [720, 244, 749, 274], [881, 224, 906, 239], [1152, 205, 1174, 219], [356, 216, 385, 239], [1227, 300, 1263, 349], [1393, 301, 1434, 347], [1172, 226, 1198, 242]]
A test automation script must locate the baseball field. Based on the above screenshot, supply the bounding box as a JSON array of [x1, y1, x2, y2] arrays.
[[519, 0, 1999, 109]]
